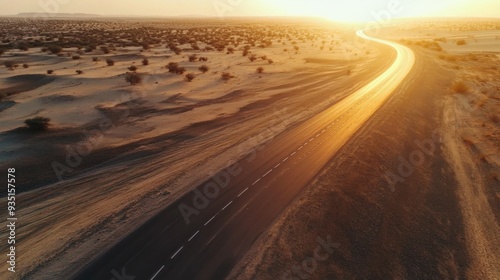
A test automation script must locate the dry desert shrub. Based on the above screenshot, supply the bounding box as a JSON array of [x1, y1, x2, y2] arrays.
[[188, 54, 198, 62], [106, 58, 115, 66], [128, 65, 138, 72], [221, 72, 234, 81], [256, 67, 264, 73], [100, 46, 110, 54], [142, 58, 149, 65], [25, 117, 51, 131], [456, 39, 467, 46], [47, 45, 62, 54], [176, 67, 186, 75], [185, 73, 196, 82], [4, 61, 18, 70], [199, 65, 209, 73], [125, 72, 142, 85], [47, 69, 54, 74]]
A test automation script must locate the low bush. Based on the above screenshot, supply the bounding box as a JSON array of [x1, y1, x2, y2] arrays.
[[106, 58, 115, 66], [4, 61, 18, 70], [221, 72, 234, 81], [188, 54, 198, 62], [125, 72, 142, 85], [47, 45, 62, 54], [25, 117, 51, 131], [185, 73, 196, 82], [199, 65, 209, 73]]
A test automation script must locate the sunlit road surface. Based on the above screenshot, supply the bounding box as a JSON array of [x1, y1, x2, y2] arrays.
[[75, 30, 415, 280]]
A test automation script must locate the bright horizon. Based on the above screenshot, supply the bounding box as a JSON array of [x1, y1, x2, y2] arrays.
[[0, 0, 499, 22]]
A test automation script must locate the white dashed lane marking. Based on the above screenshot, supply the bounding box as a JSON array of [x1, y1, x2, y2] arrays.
[[222, 201, 233, 211], [153, 118, 353, 278], [204, 215, 216, 226], [171, 246, 184, 259], [263, 169, 273, 177], [238, 188, 249, 197], [188, 230, 199, 242], [150, 265, 165, 280]]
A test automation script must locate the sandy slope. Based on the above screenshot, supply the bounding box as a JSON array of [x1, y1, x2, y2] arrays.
[[0, 21, 389, 279]]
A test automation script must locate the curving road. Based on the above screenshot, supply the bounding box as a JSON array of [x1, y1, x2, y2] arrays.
[[75, 30, 415, 280]]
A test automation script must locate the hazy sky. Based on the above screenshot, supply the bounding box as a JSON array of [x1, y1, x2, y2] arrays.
[[1, 0, 499, 21]]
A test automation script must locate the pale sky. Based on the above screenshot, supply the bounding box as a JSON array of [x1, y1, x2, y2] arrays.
[[0, 0, 499, 22]]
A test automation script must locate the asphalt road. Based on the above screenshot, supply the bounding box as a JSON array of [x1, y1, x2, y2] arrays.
[[74, 30, 415, 280]]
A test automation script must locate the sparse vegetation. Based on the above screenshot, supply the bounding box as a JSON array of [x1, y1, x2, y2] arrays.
[[100, 46, 110, 54], [142, 58, 149, 65], [47, 45, 62, 54], [185, 73, 196, 82], [257, 67, 264, 73], [23, 63, 29, 69], [47, 69, 54, 74], [199, 65, 209, 73], [188, 54, 198, 62], [72, 55, 80, 60], [125, 72, 142, 85], [106, 58, 115, 66], [221, 72, 234, 81], [24, 117, 51, 131], [176, 66, 186, 75], [167, 62, 179, 73], [456, 39, 467, 46], [76, 70, 84, 75], [128, 65, 138, 72], [4, 61, 18, 70]]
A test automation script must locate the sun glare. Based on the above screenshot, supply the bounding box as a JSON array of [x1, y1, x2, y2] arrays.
[[270, 0, 475, 22]]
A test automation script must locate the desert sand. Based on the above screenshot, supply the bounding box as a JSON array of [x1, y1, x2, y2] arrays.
[[0, 17, 384, 279]]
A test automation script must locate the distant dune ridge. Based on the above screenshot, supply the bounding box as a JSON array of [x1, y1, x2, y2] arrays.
[[15, 12, 101, 18]]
